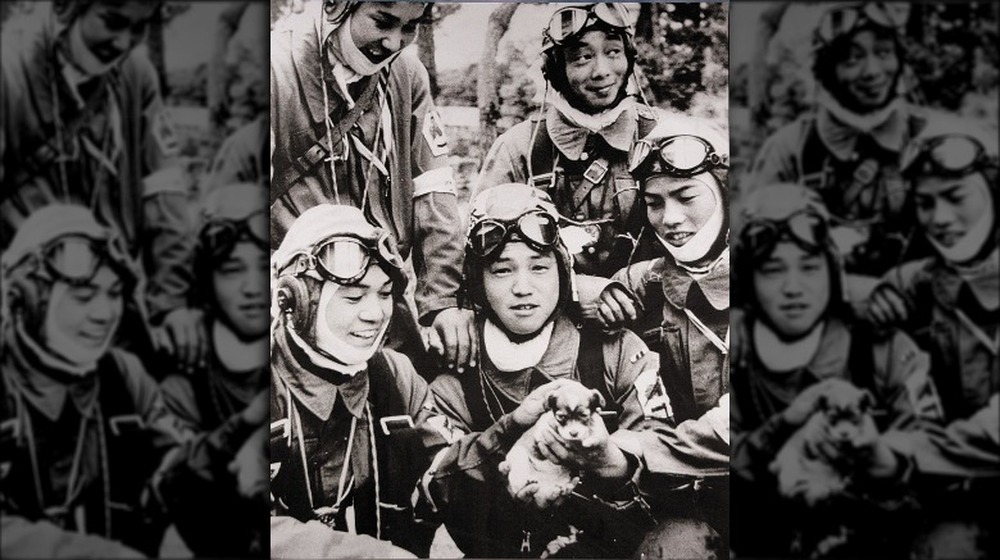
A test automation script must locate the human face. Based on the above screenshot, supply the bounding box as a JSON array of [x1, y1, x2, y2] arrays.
[[914, 172, 993, 254], [43, 266, 124, 363], [833, 29, 899, 111], [213, 241, 269, 339], [753, 242, 830, 339], [74, 1, 158, 65], [322, 266, 393, 348], [350, 3, 427, 64], [563, 30, 629, 113], [643, 174, 720, 247], [483, 242, 560, 336]]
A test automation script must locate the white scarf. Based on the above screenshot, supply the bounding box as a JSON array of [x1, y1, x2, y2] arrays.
[[66, 19, 123, 77], [547, 89, 635, 134], [483, 320, 554, 372], [753, 320, 825, 374], [307, 281, 389, 376], [327, 13, 399, 83], [656, 172, 726, 265], [928, 187, 996, 268], [816, 85, 903, 137], [213, 321, 267, 373]]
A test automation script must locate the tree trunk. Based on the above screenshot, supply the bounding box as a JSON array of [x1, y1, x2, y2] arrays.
[[417, 25, 439, 98], [477, 3, 518, 154]]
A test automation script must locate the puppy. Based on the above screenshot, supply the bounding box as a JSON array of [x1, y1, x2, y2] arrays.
[[499, 382, 606, 508], [771, 382, 876, 507]]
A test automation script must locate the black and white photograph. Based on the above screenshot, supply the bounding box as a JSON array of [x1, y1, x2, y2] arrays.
[[268, 1, 730, 558], [729, 2, 998, 559], [1, 1, 269, 558]]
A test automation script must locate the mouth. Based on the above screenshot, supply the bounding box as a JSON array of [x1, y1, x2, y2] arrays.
[[93, 46, 125, 64], [778, 302, 810, 317], [930, 230, 963, 247], [77, 330, 110, 346], [509, 303, 540, 316], [587, 83, 616, 97], [660, 231, 694, 246], [239, 302, 269, 317], [362, 45, 391, 64], [349, 328, 380, 342], [855, 81, 888, 99]]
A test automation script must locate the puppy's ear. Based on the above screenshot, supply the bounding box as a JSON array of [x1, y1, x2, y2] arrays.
[[589, 389, 606, 411], [817, 393, 829, 412], [546, 393, 558, 412], [859, 389, 876, 412]]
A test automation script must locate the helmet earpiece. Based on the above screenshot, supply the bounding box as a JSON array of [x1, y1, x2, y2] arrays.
[[274, 274, 315, 333]]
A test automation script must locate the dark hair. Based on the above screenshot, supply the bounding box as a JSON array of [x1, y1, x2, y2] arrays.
[[542, 25, 636, 113], [812, 24, 903, 111]]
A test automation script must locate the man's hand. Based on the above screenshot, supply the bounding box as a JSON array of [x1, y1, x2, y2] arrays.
[[596, 285, 639, 329], [865, 283, 911, 327], [424, 307, 477, 373], [535, 413, 630, 481], [151, 306, 206, 373]]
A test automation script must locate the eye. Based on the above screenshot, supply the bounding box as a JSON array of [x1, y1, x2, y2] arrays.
[[488, 265, 513, 276], [70, 286, 98, 302], [378, 289, 393, 300], [531, 262, 552, 273], [372, 15, 393, 30], [915, 195, 934, 211], [643, 197, 663, 209], [101, 13, 130, 32]]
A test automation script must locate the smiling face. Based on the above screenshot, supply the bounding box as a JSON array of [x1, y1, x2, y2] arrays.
[[213, 241, 269, 340], [43, 266, 123, 364], [914, 172, 993, 257], [321, 265, 393, 348], [643, 174, 721, 247], [349, 2, 427, 64], [482, 242, 561, 336], [563, 29, 629, 113], [753, 241, 831, 339], [832, 29, 900, 111], [73, 1, 158, 66]]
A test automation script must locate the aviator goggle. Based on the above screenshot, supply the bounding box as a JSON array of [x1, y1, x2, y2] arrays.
[[467, 211, 560, 259], [900, 134, 993, 179], [814, 2, 907, 47], [36, 234, 133, 287], [740, 209, 829, 260], [545, 3, 630, 47], [628, 135, 728, 178], [277, 232, 404, 284], [200, 210, 269, 258]]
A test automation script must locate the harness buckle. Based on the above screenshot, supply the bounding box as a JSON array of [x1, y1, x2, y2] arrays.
[[583, 159, 609, 184]]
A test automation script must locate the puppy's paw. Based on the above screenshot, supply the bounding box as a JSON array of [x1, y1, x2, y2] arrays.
[[499, 460, 511, 476]]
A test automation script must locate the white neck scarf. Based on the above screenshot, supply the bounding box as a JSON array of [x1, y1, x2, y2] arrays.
[[816, 85, 903, 136], [753, 320, 825, 373], [483, 320, 554, 372], [18, 317, 95, 378], [656, 173, 726, 265], [929, 190, 995, 267], [66, 20, 123, 77], [547, 89, 635, 133], [328, 13, 398, 82], [213, 321, 267, 373], [307, 281, 389, 376]]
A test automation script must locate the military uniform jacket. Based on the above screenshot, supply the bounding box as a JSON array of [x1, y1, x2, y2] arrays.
[[269, 5, 464, 321], [426, 315, 659, 557], [268, 324, 451, 555], [0, 7, 192, 319]]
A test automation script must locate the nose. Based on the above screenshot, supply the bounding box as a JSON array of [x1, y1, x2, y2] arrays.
[[780, 269, 805, 297], [110, 31, 132, 54], [511, 269, 534, 296], [592, 52, 613, 79], [660, 199, 686, 230], [242, 266, 266, 297], [357, 298, 385, 324], [87, 295, 119, 325], [930, 200, 956, 229], [381, 29, 404, 54]]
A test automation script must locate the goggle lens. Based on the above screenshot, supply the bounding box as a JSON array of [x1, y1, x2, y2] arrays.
[[546, 4, 628, 45]]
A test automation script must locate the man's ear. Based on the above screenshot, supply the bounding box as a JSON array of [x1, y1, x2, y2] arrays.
[[546, 393, 559, 412], [589, 389, 606, 411]]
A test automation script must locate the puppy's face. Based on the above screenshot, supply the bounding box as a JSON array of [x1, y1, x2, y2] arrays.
[[546, 384, 606, 441], [819, 385, 874, 442]]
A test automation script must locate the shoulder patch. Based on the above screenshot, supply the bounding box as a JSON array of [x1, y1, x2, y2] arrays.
[[422, 108, 449, 158], [633, 369, 673, 421]]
